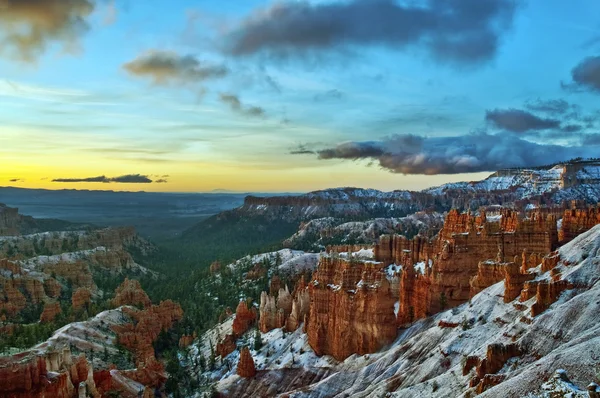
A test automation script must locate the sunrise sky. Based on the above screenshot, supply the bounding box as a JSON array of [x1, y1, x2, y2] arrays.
[[1, 0, 600, 192]]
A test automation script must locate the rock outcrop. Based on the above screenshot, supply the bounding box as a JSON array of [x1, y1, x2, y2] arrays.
[[71, 287, 92, 312], [258, 291, 285, 333], [217, 334, 237, 358], [307, 257, 397, 361], [463, 343, 521, 393], [380, 209, 560, 325], [237, 347, 256, 378], [559, 205, 600, 243], [40, 301, 62, 323], [112, 278, 152, 308], [0, 347, 100, 398], [113, 300, 183, 364], [232, 300, 257, 336]]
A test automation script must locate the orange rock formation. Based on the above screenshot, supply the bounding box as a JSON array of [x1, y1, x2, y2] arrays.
[[237, 347, 256, 378], [232, 300, 257, 336], [112, 278, 152, 308], [306, 257, 397, 361], [40, 301, 62, 323], [71, 287, 92, 312]]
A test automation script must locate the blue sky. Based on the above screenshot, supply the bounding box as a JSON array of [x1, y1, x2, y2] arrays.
[[1, 0, 600, 192]]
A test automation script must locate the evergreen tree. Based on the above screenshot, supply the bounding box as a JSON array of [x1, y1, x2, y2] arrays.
[[253, 329, 263, 351]]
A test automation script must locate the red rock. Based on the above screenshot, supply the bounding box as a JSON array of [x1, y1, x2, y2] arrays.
[[113, 300, 183, 365], [0, 279, 27, 317], [0, 347, 100, 398], [71, 287, 92, 312], [307, 257, 397, 361], [237, 347, 256, 378], [232, 300, 257, 336], [286, 288, 310, 332], [531, 280, 570, 316], [40, 301, 62, 323], [179, 334, 195, 348], [438, 320, 460, 328], [559, 206, 600, 243], [382, 209, 559, 325], [112, 278, 152, 308], [476, 374, 506, 394], [217, 334, 237, 358], [43, 260, 95, 290]]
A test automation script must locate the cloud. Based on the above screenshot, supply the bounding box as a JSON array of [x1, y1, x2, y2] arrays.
[[289, 144, 316, 155], [219, 93, 265, 117], [155, 179, 168, 183], [0, 0, 96, 62], [52, 174, 154, 183], [9, 178, 24, 183], [222, 0, 517, 66], [568, 55, 600, 92], [485, 108, 561, 132], [315, 133, 596, 175], [123, 50, 228, 85], [582, 133, 600, 146], [318, 142, 386, 159], [525, 99, 574, 115]]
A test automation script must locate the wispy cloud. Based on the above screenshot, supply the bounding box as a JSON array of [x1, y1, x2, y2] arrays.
[[123, 50, 228, 85], [219, 93, 265, 117]]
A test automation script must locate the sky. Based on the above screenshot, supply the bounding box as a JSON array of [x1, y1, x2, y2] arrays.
[[1, 0, 600, 193]]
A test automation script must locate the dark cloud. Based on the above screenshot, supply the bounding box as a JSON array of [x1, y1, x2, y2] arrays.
[[314, 89, 345, 102], [223, 0, 517, 66], [110, 174, 153, 183], [265, 74, 282, 93], [289, 144, 316, 155], [561, 124, 584, 133], [485, 108, 561, 132], [582, 133, 600, 146], [525, 99, 574, 115], [123, 50, 228, 85], [318, 142, 386, 159], [9, 178, 24, 183], [155, 179, 168, 183], [568, 56, 600, 92], [0, 0, 96, 61], [52, 174, 154, 183], [219, 93, 265, 117], [316, 133, 596, 175]]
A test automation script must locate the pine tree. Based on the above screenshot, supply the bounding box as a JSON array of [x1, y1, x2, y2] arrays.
[[253, 329, 263, 351]]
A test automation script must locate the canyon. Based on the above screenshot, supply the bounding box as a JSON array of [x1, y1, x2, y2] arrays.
[[195, 202, 600, 397], [0, 280, 183, 397]]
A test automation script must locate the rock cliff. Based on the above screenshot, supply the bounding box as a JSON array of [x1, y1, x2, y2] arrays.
[[0, 346, 99, 398], [306, 257, 397, 360], [384, 209, 561, 325]]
